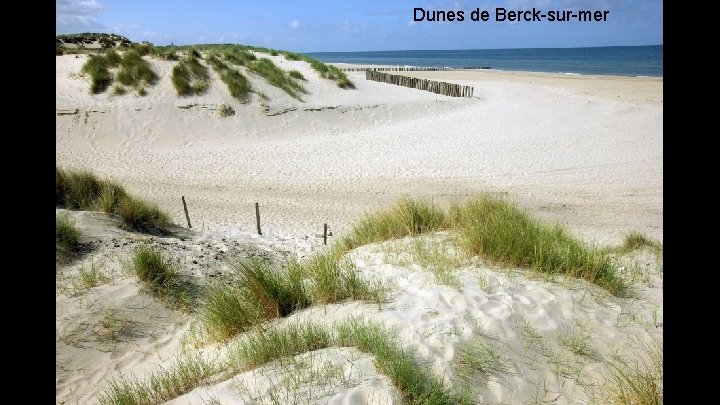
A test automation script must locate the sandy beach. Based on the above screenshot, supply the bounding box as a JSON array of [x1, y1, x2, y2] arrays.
[[56, 50, 662, 404]]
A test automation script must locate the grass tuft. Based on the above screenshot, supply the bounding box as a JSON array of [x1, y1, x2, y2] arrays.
[[246, 57, 306, 99], [199, 255, 381, 343], [130, 244, 176, 287], [449, 196, 628, 296], [128, 244, 194, 310], [98, 355, 217, 405], [288, 70, 306, 80], [337, 318, 463, 404], [603, 339, 663, 405], [118, 196, 170, 231], [116, 50, 157, 88], [206, 54, 252, 102], [341, 198, 447, 250], [56, 215, 81, 261], [228, 322, 332, 371], [81, 54, 113, 94], [171, 54, 210, 96]]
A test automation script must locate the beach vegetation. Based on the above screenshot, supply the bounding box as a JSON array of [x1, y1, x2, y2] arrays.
[[205, 54, 252, 102], [116, 50, 157, 89], [81, 54, 113, 94], [56, 167, 171, 232], [288, 70, 306, 80], [171, 54, 210, 96], [56, 215, 81, 261], [128, 244, 194, 310]]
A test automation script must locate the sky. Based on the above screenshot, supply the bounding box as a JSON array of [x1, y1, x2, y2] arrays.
[[56, 0, 662, 52]]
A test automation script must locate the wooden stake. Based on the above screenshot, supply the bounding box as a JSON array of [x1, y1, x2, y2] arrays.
[[181, 196, 192, 228], [255, 202, 262, 235], [323, 223, 328, 245]]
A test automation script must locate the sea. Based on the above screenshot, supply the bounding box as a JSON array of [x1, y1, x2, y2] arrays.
[[305, 45, 662, 77]]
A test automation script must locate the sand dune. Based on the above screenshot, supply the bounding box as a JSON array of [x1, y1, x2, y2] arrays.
[[56, 49, 662, 404]]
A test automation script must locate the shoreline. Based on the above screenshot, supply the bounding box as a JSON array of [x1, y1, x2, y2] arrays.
[[330, 61, 663, 80]]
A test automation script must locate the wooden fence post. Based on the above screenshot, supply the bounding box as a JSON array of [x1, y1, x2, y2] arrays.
[[323, 223, 328, 245], [255, 202, 262, 235], [181, 196, 192, 228]]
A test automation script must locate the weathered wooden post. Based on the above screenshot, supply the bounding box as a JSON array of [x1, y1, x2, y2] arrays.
[[255, 202, 262, 235], [181, 196, 192, 228], [323, 223, 328, 245]]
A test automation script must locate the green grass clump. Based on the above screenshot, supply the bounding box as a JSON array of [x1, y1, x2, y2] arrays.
[[56, 215, 81, 260], [80, 54, 113, 94], [309, 59, 355, 88], [246, 57, 306, 99], [206, 55, 252, 102], [449, 197, 627, 295], [171, 55, 210, 96], [116, 50, 157, 89], [56, 167, 170, 232], [604, 340, 663, 405], [131, 244, 176, 286], [117, 196, 170, 231], [129, 244, 194, 310], [223, 48, 256, 66], [199, 255, 380, 343], [616, 232, 663, 254], [228, 322, 332, 371], [341, 198, 447, 250], [56, 167, 108, 209], [292, 251, 380, 304], [104, 49, 122, 67], [199, 259, 309, 342], [99, 355, 217, 405], [337, 318, 463, 404], [288, 70, 305, 80]]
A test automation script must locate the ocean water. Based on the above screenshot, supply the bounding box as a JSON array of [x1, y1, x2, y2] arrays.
[[306, 45, 663, 77]]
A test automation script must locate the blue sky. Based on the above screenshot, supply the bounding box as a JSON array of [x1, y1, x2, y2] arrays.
[[56, 0, 662, 52]]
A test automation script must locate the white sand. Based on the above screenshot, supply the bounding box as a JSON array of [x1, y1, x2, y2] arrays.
[[56, 54, 662, 246], [56, 52, 663, 404]]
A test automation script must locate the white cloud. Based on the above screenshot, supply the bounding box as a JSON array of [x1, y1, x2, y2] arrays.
[[56, 0, 106, 33], [288, 20, 300, 29]]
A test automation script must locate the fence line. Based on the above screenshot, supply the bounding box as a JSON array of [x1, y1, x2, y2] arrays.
[[341, 66, 490, 72], [365, 70, 474, 98]]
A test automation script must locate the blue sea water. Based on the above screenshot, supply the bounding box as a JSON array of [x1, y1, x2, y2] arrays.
[[305, 45, 662, 77]]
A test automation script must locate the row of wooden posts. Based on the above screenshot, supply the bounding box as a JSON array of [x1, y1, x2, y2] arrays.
[[340, 66, 490, 72], [365, 70, 474, 98], [181, 197, 330, 244]]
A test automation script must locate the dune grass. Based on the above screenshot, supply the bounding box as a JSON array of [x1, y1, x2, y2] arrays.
[[171, 54, 210, 96], [56, 167, 171, 232], [81, 54, 113, 94], [223, 48, 257, 66], [100, 318, 459, 404], [198, 255, 381, 342], [288, 70, 306, 80], [99, 355, 218, 405], [340, 198, 447, 250], [130, 244, 176, 287], [281, 51, 354, 88], [340, 196, 627, 296], [117, 196, 170, 231], [606, 232, 663, 256], [116, 50, 157, 90], [449, 197, 627, 295], [603, 339, 663, 405], [56, 215, 81, 261], [228, 322, 332, 371], [336, 318, 463, 404], [129, 244, 194, 310], [246, 57, 307, 99], [205, 54, 252, 102]]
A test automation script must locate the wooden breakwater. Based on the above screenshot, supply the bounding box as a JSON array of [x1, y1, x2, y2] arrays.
[[341, 66, 490, 72], [365, 70, 473, 98]]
